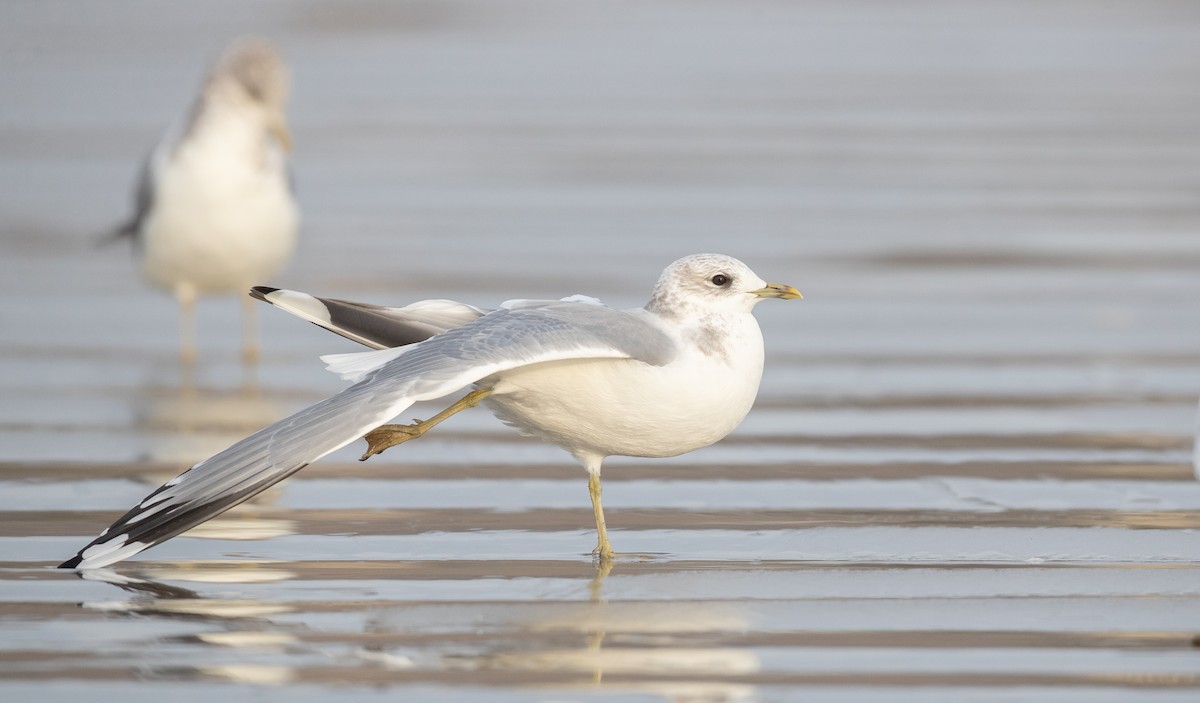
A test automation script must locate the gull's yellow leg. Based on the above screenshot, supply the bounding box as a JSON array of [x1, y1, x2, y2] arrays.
[[360, 387, 493, 461], [588, 470, 614, 562]]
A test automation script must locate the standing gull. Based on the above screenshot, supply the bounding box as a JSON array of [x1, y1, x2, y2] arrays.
[[60, 254, 801, 569], [110, 39, 299, 363]]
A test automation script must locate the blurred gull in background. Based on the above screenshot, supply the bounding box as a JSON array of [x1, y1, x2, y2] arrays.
[[108, 38, 299, 363]]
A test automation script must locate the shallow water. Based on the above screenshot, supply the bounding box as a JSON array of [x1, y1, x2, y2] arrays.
[[2, 1, 1200, 701]]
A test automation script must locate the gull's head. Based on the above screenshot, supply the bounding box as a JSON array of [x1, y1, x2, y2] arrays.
[[207, 39, 293, 150], [646, 253, 802, 317]]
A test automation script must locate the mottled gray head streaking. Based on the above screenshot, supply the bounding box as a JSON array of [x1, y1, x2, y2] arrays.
[[211, 40, 289, 105], [646, 254, 773, 319], [197, 39, 292, 149], [60, 254, 800, 569], [204, 38, 290, 122]]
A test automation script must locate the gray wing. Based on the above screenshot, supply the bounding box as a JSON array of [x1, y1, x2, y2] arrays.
[[103, 123, 179, 246], [250, 286, 489, 350], [102, 154, 156, 245], [60, 301, 675, 569]]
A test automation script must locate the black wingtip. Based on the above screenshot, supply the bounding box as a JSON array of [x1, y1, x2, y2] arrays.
[[249, 286, 280, 302], [58, 555, 82, 569], [94, 223, 134, 250]]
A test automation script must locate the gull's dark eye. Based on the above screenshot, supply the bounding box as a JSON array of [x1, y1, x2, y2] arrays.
[[710, 274, 731, 287]]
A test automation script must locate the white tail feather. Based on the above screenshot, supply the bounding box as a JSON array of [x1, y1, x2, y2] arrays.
[[320, 347, 408, 382]]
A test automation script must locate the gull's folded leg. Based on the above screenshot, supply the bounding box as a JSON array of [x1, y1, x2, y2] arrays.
[[360, 386, 493, 460]]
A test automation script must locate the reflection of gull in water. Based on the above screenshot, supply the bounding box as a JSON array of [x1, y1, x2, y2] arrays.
[[107, 38, 298, 363], [182, 516, 296, 542], [1194, 396, 1199, 481], [194, 664, 295, 686], [136, 384, 290, 464], [60, 254, 800, 569], [194, 631, 297, 650], [348, 563, 759, 700], [480, 647, 759, 675], [71, 567, 303, 688], [77, 567, 294, 619], [139, 387, 289, 434], [136, 563, 297, 585], [456, 565, 757, 702]]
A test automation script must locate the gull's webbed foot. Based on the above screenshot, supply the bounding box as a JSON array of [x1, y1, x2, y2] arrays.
[[592, 541, 615, 563], [360, 422, 425, 460]]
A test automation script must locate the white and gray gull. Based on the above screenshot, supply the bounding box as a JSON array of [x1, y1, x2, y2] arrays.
[[60, 254, 801, 569], [109, 38, 299, 363]]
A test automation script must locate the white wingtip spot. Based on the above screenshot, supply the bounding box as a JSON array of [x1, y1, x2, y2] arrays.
[[125, 499, 177, 524], [76, 536, 148, 570], [139, 490, 175, 508], [265, 289, 333, 326]]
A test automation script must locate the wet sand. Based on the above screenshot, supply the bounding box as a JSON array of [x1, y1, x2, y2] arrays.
[[2, 1, 1200, 701]]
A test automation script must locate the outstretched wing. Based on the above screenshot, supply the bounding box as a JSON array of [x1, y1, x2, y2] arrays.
[[251, 286, 488, 350], [60, 301, 675, 569]]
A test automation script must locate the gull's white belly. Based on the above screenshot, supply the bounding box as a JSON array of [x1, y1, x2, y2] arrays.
[[484, 333, 765, 460], [140, 142, 298, 295]]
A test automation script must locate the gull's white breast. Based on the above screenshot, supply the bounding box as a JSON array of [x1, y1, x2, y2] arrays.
[[484, 312, 766, 460], [140, 111, 298, 294]]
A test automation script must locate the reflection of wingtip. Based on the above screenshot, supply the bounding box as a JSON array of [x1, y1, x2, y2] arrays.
[[76, 567, 204, 600]]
